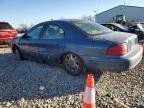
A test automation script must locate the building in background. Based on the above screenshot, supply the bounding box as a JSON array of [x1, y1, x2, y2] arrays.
[[95, 5, 144, 23]]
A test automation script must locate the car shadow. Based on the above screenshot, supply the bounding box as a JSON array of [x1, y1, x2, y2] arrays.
[[0, 52, 103, 102]]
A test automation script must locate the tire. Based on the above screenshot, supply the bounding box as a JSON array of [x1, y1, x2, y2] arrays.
[[14, 46, 24, 60], [63, 53, 85, 76]]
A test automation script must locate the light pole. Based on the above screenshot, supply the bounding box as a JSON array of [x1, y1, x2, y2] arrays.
[[94, 11, 97, 22]]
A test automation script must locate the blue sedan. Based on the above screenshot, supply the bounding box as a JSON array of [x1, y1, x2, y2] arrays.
[[11, 19, 143, 76]]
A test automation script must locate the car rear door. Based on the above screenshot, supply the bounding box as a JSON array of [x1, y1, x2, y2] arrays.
[[18, 23, 46, 60], [36, 23, 65, 65]]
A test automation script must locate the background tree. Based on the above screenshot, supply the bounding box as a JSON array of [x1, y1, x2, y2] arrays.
[[81, 15, 95, 22], [17, 24, 34, 33]]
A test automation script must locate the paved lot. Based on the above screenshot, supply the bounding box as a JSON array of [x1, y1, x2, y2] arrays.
[[0, 47, 143, 108]]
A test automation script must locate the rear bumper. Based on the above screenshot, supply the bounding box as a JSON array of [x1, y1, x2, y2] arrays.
[[83, 45, 143, 72]]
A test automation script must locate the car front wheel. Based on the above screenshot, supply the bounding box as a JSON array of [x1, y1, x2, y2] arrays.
[[63, 53, 85, 76]]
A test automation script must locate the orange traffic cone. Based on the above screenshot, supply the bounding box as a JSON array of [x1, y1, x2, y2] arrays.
[[82, 74, 96, 108]]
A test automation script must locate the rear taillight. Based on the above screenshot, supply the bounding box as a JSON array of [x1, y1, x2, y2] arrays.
[[8, 31, 17, 37], [107, 43, 128, 56]]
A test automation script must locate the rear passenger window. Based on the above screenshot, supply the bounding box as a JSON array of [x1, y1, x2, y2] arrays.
[[43, 24, 64, 39]]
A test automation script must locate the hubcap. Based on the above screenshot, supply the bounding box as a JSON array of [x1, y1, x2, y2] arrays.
[[65, 54, 80, 72]]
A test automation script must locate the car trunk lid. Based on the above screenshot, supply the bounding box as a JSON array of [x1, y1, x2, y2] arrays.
[[91, 32, 138, 55]]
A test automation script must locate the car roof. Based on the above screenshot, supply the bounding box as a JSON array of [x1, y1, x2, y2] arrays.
[[40, 19, 92, 24]]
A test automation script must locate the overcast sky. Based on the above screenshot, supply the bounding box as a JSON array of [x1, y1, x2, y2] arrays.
[[0, 0, 144, 28]]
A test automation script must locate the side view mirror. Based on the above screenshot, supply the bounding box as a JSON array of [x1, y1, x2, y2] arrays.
[[22, 33, 31, 39]]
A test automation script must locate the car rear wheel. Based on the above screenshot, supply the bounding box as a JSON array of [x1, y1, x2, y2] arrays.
[[14, 47, 24, 60], [63, 53, 85, 76]]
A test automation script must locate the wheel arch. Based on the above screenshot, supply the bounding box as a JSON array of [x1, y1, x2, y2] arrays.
[[12, 44, 17, 53], [12, 44, 20, 53]]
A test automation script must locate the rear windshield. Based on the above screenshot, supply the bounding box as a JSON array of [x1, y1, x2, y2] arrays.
[[70, 20, 112, 35], [0, 23, 13, 29]]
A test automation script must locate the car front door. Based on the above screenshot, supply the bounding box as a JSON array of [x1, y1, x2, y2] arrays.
[[36, 23, 65, 65], [19, 23, 45, 60]]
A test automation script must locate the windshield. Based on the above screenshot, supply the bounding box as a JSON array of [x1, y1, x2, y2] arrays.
[[71, 20, 112, 35]]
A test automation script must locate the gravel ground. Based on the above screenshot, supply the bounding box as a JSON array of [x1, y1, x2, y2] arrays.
[[0, 47, 143, 108]]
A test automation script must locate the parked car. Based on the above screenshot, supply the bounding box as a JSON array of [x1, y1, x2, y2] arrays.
[[0, 22, 17, 44], [128, 23, 144, 41], [102, 23, 144, 42], [102, 23, 129, 32], [11, 20, 143, 76]]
